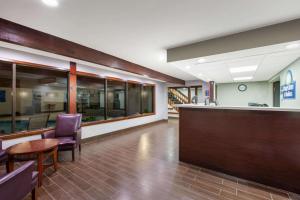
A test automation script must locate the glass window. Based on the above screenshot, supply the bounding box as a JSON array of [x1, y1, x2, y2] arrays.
[[16, 65, 68, 132], [0, 62, 12, 135], [107, 80, 126, 119], [142, 85, 154, 113], [77, 76, 105, 122], [127, 83, 142, 116]]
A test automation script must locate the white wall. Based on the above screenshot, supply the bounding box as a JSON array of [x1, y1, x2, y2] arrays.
[[216, 81, 272, 107], [0, 45, 168, 149], [279, 58, 300, 108]]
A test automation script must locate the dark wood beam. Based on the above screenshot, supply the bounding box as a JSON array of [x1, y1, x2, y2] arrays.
[[0, 18, 184, 84]]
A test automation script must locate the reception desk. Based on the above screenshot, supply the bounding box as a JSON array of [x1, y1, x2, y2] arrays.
[[179, 105, 300, 194]]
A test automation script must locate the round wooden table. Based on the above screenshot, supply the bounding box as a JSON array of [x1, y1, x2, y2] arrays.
[[7, 139, 59, 187]]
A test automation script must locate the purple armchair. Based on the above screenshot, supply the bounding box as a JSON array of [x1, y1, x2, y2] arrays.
[[0, 139, 8, 172], [42, 114, 82, 161], [0, 161, 38, 200]]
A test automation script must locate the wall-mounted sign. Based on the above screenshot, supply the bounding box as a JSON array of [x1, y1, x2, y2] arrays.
[[281, 70, 296, 100]]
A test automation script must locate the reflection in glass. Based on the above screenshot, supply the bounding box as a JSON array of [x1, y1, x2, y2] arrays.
[[77, 76, 105, 122], [16, 65, 68, 132], [127, 83, 142, 116], [107, 80, 126, 119], [142, 86, 154, 113], [0, 62, 12, 135]]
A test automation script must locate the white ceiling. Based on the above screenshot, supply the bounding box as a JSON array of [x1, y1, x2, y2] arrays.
[[0, 0, 300, 81], [171, 41, 300, 83]]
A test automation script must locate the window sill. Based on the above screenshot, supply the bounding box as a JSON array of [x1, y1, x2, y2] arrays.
[[0, 113, 155, 140]]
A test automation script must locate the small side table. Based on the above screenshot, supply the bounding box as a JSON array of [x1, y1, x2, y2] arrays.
[[7, 139, 59, 187]]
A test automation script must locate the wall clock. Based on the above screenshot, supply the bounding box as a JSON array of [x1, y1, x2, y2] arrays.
[[238, 84, 247, 92]]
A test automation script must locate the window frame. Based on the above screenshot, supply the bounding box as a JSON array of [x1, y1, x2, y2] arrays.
[[0, 60, 156, 140]]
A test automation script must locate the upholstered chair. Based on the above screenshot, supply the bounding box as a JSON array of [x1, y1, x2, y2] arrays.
[[42, 114, 82, 161], [0, 161, 38, 200], [0, 139, 8, 172]]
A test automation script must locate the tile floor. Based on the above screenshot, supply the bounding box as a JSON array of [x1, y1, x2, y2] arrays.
[[2, 119, 300, 200]]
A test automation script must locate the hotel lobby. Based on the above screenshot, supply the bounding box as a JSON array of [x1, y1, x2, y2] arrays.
[[1, 0, 300, 200]]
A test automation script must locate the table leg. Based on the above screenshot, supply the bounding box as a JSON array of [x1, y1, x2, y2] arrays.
[[53, 147, 58, 171], [37, 152, 44, 187], [8, 155, 14, 172]]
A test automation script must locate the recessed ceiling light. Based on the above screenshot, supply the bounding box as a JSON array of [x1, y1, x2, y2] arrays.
[[197, 58, 206, 64], [286, 43, 300, 49], [233, 76, 253, 81], [42, 0, 59, 7], [230, 65, 258, 73], [185, 66, 191, 70]]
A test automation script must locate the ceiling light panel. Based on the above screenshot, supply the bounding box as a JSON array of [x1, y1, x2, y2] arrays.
[[42, 0, 59, 7], [233, 76, 253, 81], [229, 65, 258, 73]]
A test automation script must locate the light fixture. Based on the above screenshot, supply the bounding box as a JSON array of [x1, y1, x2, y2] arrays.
[[233, 76, 253, 81], [286, 43, 300, 49], [230, 65, 258, 74], [42, 0, 59, 7], [185, 65, 191, 70], [197, 58, 206, 64], [198, 73, 203, 76]]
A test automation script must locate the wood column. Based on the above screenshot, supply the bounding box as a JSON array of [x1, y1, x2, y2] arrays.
[[188, 87, 191, 103], [69, 62, 77, 114]]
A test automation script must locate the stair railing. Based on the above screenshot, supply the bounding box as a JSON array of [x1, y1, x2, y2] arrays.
[[168, 88, 189, 104]]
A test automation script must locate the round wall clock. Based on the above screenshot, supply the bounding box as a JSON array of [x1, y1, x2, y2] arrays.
[[238, 84, 247, 92]]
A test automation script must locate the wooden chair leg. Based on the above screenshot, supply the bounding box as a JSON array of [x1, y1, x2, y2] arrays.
[[31, 187, 37, 200], [72, 149, 75, 161], [53, 147, 58, 171]]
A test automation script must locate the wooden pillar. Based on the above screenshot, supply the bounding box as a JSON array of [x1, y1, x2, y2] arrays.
[[69, 62, 77, 114]]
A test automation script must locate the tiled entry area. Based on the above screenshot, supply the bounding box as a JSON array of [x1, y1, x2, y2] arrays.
[[3, 119, 299, 200]]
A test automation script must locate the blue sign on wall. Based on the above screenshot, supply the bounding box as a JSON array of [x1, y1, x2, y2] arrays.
[[281, 70, 296, 100]]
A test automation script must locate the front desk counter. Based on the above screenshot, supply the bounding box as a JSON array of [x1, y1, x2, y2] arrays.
[[178, 105, 300, 194]]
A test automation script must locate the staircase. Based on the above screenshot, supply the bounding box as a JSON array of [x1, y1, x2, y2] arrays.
[[168, 88, 189, 118]]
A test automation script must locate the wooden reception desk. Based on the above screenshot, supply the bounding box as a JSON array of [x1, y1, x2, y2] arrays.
[[179, 105, 300, 194]]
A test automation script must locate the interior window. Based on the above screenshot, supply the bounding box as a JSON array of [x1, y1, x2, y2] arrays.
[[0, 62, 12, 135], [77, 76, 105, 122], [142, 85, 154, 113], [107, 80, 126, 119], [15, 65, 68, 132], [127, 82, 142, 116]]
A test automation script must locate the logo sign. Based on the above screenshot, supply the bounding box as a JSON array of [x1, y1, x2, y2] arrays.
[[281, 70, 296, 100]]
